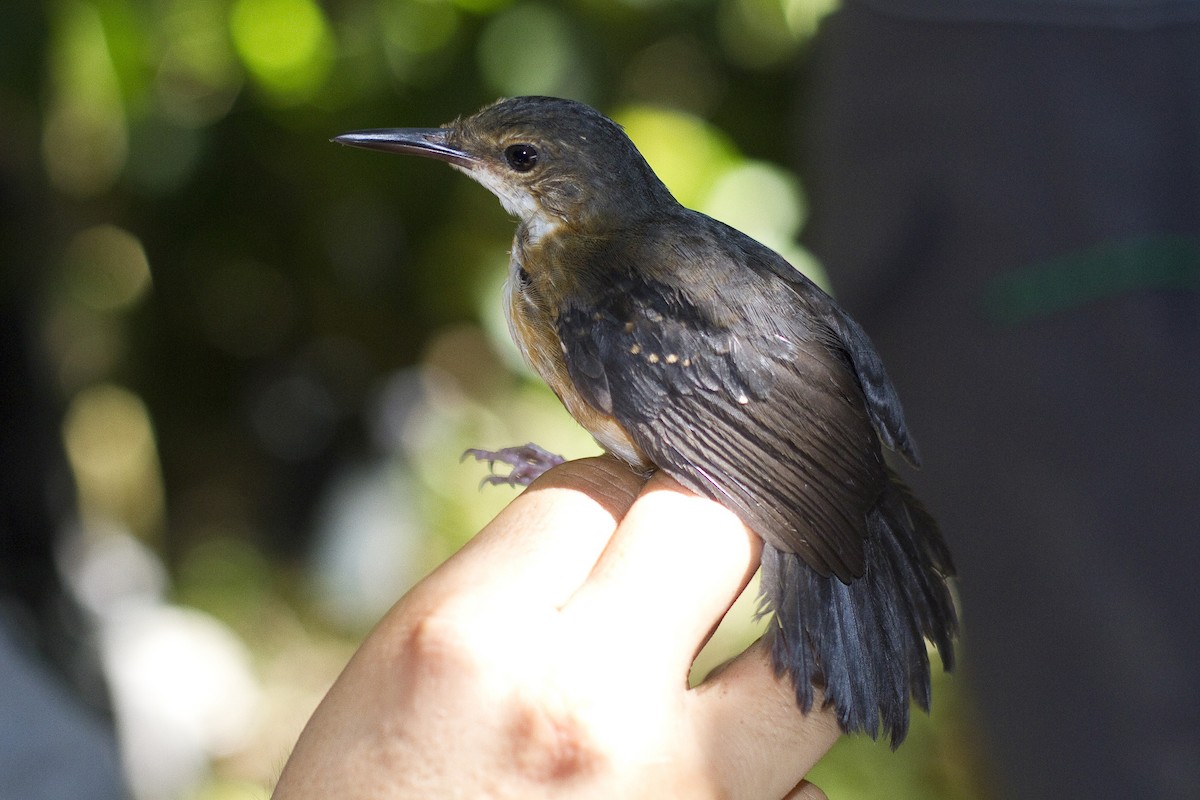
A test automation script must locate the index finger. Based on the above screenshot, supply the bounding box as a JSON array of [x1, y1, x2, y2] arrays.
[[412, 455, 649, 612]]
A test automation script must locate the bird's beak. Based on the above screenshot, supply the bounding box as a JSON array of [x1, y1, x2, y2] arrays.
[[331, 128, 477, 168]]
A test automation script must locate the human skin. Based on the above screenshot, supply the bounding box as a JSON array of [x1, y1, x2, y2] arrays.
[[272, 456, 838, 800]]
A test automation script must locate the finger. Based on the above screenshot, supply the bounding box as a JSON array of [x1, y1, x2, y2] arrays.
[[564, 471, 762, 668], [416, 455, 648, 611], [691, 639, 841, 800], [783, 781, 828, 800]]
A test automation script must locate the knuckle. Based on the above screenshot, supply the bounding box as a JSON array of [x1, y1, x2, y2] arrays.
[[504, 695, 602, 784], [403, 604, 605, 786], [402, 602, 495, 677]]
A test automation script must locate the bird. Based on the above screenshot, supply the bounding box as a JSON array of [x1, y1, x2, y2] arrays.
[[333, 96, 957, 747]]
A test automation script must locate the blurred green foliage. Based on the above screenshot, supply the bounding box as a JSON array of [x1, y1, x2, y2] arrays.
[[0, 0, 990, 797]]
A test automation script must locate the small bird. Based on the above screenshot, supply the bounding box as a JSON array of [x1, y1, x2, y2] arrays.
[[334, 96, 957, 747]]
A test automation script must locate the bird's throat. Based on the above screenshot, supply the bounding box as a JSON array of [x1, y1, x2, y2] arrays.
[[454, 163, 563, 246]]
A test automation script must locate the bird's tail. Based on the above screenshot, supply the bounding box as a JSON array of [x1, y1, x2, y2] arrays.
[[759, 472, 958, 748]]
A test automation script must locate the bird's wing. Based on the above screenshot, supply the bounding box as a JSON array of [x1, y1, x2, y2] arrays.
[[765, 265, 921, 467], [558, 263, 887, 581]]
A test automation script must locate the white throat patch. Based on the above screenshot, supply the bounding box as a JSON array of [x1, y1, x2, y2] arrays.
[[454, 163, 562, 245]]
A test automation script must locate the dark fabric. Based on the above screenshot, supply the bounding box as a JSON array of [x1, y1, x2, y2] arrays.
[[857, 0, 1200, 27], [799, 4, 1200, 798]]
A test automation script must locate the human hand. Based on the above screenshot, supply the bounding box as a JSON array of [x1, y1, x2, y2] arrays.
[[272, 456, 838, 799]]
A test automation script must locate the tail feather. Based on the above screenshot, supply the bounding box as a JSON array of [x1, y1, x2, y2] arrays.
[[760, 473, 957, 748]]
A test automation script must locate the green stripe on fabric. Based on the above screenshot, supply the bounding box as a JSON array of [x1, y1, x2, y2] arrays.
[[983, 236, 1200, 325]]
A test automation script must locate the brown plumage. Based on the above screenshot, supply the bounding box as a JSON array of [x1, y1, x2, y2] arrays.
[[334, 96, 958, 746]]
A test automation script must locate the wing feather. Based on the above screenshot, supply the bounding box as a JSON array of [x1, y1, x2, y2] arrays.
[[559, 260, 887, 580]]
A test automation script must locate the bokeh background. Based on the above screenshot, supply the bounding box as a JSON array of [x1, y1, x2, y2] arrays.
[[0, 0, 990, 797]]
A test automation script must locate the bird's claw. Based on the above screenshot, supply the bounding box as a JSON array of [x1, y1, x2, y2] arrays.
[[463, 443, 566, 488]]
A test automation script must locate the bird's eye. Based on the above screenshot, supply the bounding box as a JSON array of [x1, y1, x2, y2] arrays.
[[504, 144, 539, 172]]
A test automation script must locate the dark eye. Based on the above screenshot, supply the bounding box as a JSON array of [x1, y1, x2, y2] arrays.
[[504, 144, 539, 172]]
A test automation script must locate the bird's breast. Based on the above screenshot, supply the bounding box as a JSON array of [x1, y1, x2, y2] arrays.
[[504, 253, 649, 471]]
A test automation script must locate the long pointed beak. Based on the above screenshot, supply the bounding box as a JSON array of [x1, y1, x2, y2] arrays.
[[330, 128, 478, 168]]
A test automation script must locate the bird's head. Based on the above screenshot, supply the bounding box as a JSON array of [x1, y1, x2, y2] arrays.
[[333, 96, 676, 241]]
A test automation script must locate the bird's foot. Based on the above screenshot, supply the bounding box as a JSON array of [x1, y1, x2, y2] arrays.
[[463, 442, 566, 488]]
